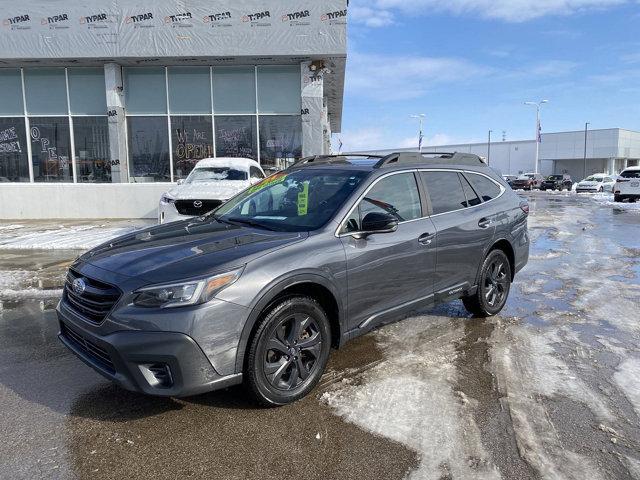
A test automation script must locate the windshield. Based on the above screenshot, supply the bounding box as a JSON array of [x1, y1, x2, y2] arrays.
[[186, 167, 248, 184], [212, 169, 368, 232], [620, 170, 640, 179], [585, 176, 603, 182], [548, 175, 563, 180], [518, 174, 535, 179]]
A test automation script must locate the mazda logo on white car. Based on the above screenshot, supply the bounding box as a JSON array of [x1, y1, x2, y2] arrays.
[[72, 278, 86, 296], [193, 200, 203, 208]]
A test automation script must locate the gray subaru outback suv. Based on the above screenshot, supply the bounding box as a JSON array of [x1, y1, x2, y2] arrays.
[[57, 152, 529, 406]]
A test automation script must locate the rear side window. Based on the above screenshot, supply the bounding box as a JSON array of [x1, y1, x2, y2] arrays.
[[459, 174, 481, 207], [421, 171, 467, 215], [250, 166, 264, 180], [465, 173, 501, 202], [620, 170, 640, 179]]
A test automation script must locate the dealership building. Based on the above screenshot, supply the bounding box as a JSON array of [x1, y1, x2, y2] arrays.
[[360, 128, 640, 181], [0, 0, 346, 219]]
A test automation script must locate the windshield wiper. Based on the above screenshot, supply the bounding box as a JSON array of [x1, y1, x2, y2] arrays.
[[226, 217, 276, 231]]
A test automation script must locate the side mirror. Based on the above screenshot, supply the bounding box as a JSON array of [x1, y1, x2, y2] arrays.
[[355, 212, 398, 238], [176, 179, 185, 185]]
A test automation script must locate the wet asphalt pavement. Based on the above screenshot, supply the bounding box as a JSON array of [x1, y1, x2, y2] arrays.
[[1, 192, 640, 480]]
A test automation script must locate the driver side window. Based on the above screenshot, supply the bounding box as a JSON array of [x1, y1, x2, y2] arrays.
[[342, 172, 422, 233]]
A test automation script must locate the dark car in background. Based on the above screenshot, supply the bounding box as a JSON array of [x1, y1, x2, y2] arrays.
[[57, 152, 529, 406], [511, 173, 544, 190], [540, 174, 572, 191]]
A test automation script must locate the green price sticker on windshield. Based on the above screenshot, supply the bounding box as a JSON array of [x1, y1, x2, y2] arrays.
[[297, 181, 309, 216]]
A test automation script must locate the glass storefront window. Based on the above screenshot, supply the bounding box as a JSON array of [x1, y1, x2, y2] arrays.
[[257, 66, 300, 114], [73, 117, 110, 183], [171, 116, 214, 179], [0, 69, 24, 115], [127, 116, 170, 182], [30, 117, 73, 182], [259, 115, 302, 170], [214, 116, 257, 160], [68, 68, 107, 115], [124, 67, 167, 115], [213, 67, 256, 114], [24, 68, 68, 115], [168, 67, 211, 115], [0, 118, 29, 182]]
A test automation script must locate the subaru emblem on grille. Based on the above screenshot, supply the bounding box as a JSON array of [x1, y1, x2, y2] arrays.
[[72, 278, 87, 296], [193, 200, 203, 208]]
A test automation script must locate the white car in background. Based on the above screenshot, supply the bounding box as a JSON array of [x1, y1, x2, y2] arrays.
[[614, 166, 640, 202], [575, 173, 616, 193], [159, 158, 265, 224]]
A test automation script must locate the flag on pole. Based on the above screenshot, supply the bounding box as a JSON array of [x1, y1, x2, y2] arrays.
[[537, 120, 542, 143], [418, 129, 424, 151], [338, 137, 343, 154]]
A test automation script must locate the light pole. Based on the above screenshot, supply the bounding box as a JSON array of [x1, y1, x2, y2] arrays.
[[524, 100, 548, 174], [487, 130, 492, 165], [583, 122, 590, 180], [410, 114, 426, 152]]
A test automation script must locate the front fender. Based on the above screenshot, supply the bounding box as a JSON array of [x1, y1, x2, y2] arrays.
[[233, 271, 344, 373]]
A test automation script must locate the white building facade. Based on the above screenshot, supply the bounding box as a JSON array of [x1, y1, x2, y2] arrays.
[[0, 0, 347, 219], [358, 128, 640, 181]]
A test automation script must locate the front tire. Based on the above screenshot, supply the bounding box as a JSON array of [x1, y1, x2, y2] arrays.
[[463, 249, 512, 317], [614, 195, 623, 203], [245, 296, 331, 406]]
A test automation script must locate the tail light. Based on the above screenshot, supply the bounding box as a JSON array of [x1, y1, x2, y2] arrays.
[[520, 202, 530, 215]]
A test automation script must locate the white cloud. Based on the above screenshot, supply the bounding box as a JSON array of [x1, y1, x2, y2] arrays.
[[346, 52, 491, 100], [349, 6, 395, 27], [350, 0, 628, 23]]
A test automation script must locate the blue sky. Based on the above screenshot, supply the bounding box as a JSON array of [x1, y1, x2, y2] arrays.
[[337, 0, 640, 151]]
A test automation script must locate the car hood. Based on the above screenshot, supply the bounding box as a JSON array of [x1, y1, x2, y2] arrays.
[[166, 181, 251, 201], [79, 219, 307, 284]]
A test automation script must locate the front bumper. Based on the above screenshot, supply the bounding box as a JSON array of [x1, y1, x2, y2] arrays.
[[158, 202, 192, 224], [57, 309, 242, 397]]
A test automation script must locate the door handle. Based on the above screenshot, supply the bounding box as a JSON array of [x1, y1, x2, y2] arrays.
[[418, 233, 435, 245], [478, 217, 492, 228]]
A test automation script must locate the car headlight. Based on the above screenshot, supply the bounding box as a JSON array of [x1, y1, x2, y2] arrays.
[[160, 195, 175, 204], [133, 267, 244, 309]]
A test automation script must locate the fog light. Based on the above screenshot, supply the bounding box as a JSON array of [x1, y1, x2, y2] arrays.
[[139, 363, 173, 388]]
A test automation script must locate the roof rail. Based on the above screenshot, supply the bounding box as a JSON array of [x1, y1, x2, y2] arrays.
[[374, 151, 486, 169], [291, 154, 383, 168]]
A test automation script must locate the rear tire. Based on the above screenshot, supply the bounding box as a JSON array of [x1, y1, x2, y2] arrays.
[[245, 296, 331, 406], [463, 249, 512, 317], [614, 195, 623, 203]]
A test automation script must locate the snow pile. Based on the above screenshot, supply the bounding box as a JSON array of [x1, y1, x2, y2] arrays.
[[322, 316, 500, 480], [0, 269, 63, 299], [614, 358, 640, 417], [0, 224, 143, 250]]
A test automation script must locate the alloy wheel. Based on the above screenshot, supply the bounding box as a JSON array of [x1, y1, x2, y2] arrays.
[[484, 258, 509, 307], [263, 313, 322, 391]]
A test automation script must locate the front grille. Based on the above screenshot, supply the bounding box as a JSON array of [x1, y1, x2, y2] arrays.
[[63, 269, 121, 324], [175, 199, 223, 216], [60, 323, 115, 374]]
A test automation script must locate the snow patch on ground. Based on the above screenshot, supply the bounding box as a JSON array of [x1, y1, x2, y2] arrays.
[[614, 358, 640, 417], [322, 316, 500, 480], [0, 270, 63, 299], [489, 323, 611, 480], [0, 224, 143, 250]]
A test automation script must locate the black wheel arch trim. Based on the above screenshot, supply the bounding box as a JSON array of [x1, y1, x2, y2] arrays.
[[472, 236, 516, 288], [234, 271, 344, 373]]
